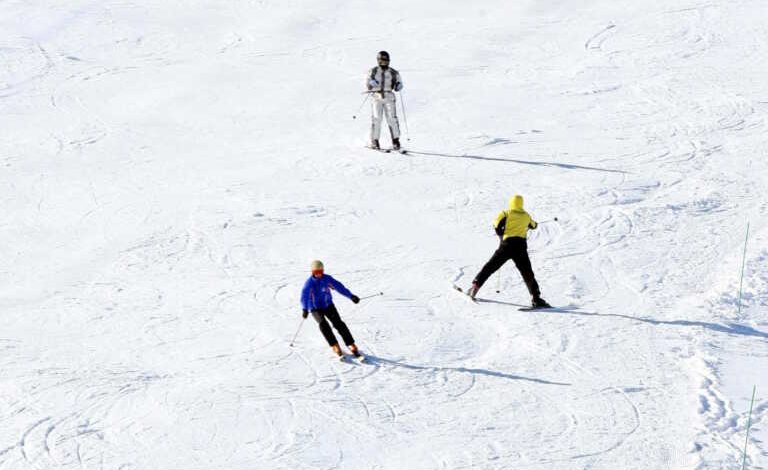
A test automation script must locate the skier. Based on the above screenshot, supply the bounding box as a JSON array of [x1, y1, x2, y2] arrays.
[[366, 50, 403, 151], [300, 260, 363, 359], [467, 195, 551, 308]]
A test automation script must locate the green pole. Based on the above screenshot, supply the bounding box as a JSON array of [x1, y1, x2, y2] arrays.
[[741, 385, 757, 470], [737, 223, 750, 316]]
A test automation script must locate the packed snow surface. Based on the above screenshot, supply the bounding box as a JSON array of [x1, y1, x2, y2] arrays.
[[2, 0, 767, 468]]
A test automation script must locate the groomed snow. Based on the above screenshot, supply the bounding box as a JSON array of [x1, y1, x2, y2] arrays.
[[1, 0, 767, 468]]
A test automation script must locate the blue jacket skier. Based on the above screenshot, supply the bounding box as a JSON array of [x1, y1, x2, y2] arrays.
[[301, 260, 362, 358]]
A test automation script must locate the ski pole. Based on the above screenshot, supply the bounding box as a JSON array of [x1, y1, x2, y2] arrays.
[[742, 385, 757, 470], [358, 292, 384, 300], [289, 318, 306, 347], [398, 91, 410, 141], [352, 93, 371, 120], [737, 222, 750, 316]]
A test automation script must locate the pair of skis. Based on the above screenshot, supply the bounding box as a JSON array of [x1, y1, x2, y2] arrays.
[[452, 284, 554, 311], [338, 352, 366, 363], [368, 146, 407, 155]]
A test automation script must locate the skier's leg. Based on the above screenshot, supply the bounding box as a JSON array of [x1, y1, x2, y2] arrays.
[[510, 244, 541, 299], [325, 304, 355, 346], [473, 242, 512, 289], [311, 309, 339, 346], [370, 97, 385, 145], [383, 95, 401, 141]]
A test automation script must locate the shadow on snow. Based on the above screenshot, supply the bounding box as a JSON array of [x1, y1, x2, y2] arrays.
[[364, 355, 571, 386], [480, 299, 768, 339], [405, 150, 628, 174]]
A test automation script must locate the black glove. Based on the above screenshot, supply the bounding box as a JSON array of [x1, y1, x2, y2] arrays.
[[351, 295, 360, 304], [302, 309, 308, 319]]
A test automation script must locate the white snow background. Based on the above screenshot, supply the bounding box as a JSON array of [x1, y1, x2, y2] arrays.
[[1, 0, 767, 469]]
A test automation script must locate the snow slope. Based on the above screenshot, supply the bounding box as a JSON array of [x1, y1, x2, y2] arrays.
[[1, 0, 767, 468]]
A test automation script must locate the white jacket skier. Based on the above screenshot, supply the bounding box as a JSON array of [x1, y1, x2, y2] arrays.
[[366, 51, 403, 150]]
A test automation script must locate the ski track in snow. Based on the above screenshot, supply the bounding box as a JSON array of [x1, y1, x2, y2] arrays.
[[2, 0, 768, 468]]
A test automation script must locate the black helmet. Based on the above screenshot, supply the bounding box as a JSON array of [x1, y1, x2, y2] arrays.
[[377, 50, 390, 62]]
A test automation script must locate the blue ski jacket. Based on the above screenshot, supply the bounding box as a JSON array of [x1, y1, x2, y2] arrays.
[[300, 274, 353, 311]]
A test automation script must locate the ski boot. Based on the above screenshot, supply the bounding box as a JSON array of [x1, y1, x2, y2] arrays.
[[467, 281, 480, 300], [531, 297, 552, 308], [348, 343, 365, 362], [392, 137, 401, 151], [371, 139, 380, 150], [331, 343, 343, 359]]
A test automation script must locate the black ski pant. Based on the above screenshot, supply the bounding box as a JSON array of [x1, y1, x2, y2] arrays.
[[473, 237, 541, 299], [311, 304, 355, 347]]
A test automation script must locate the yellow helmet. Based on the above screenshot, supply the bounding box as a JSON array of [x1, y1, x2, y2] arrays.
[[509, 194, 524, 211]]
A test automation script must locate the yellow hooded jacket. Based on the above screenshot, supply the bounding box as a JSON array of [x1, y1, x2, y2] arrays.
[[494, 195, 537, 239]]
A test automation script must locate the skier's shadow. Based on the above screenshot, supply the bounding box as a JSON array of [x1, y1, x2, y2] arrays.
[[405, 150, 627, 174], [363, 355, 571, 386], [481, 299, 768, 339]]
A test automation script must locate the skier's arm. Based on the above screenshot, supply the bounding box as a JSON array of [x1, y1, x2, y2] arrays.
[[493, 211, 507, 238], [366, 67, 379, 90], [528, 214, 538, 230], [300, 279, 312, 311], [394, 71, 403, 91], [326, 275, 354, 300]]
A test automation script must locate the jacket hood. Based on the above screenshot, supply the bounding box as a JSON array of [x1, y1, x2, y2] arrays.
[[509, 195, 524, 212]]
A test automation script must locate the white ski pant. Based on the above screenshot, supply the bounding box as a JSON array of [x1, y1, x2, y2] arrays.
[[370, 92, 400, 141]]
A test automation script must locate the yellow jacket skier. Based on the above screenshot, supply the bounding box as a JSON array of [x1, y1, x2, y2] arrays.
[[468, 195, 551, 308]]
